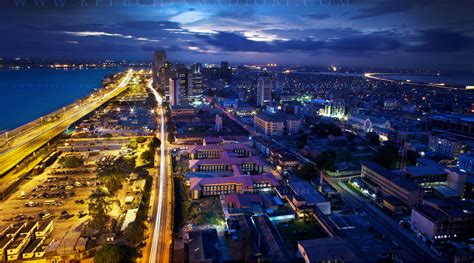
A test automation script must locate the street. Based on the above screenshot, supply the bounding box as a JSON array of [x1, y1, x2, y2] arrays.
[[146, 80, 173, 263]]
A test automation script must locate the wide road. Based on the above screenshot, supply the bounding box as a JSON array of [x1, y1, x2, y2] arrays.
[[0, 70, 133, 176], [209, 96, 438, 261], [325, 176, 439, 262], [148, 80, 173, 263]]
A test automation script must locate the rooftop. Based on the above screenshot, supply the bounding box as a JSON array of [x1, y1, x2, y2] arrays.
[[189, 173, 279, 191], [362, 162, 422, 191], [298, 237, 360, 262]]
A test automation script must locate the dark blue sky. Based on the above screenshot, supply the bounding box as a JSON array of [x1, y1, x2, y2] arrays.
[[1, 0, 473, 71]]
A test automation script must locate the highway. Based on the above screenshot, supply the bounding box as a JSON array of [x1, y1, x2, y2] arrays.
[[0, 70, 134, 176], [147, 80, 173, 263]]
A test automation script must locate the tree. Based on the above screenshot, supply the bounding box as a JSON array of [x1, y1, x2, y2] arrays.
[[97, 156, 135, 176], [136, 136, 146, 144], [373, 144, 400, 169], [167, 132, 175, 143], [88, 186, 111, 230], [149, 137, 161, 150], [296, 163, 318, 180], [94, 244, 137, 263], [367, 132, 380, 146], [314, 150, 336, 172], [406, 150, 421, 166], [312, 122, 342, 137], [295, 133, 308, 149], [58, 155, 83, 168], [128, 139, 138, 150], [124, 222, 145, 246], [141, 149, 155, 167]]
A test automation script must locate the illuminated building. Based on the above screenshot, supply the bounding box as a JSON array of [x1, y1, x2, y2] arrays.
[[428, 133, 465, 158], [257, 72, 273, 106], [361, 162, 424, 206]]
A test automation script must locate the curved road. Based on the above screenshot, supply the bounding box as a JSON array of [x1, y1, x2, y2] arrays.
[[0, 70, 133, 176]]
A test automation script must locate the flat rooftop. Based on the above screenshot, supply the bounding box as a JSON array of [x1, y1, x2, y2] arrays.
[[362, 162, 422, 191]]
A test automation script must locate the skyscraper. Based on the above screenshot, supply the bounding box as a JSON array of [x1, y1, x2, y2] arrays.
[[153, 50, 167, 93], [152, 50, 166, 78], [215, 114, 223, 132], [169, 77, 181, 106], [257, 72, 273, 106], [192, 63, 203, 96]]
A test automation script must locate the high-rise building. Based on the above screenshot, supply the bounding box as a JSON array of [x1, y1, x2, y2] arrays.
[[192, 64, 203, 97], [176, 64, 191, 100], [169, 77, 181, 106], [152, 51, 166, 91], [215, 114, 223, 132], [192, 63, 202, 74], [153, 50, 166, 76], [257, 72, 273, 106]]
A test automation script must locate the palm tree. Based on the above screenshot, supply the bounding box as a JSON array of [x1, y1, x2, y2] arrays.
[[89, 186, 112, 230]]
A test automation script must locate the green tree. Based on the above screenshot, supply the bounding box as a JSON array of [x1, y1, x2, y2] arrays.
[[406, 150, 421, 166], [149, 137, 161, 150], [296, 163, 318, 180], [97, 156, 135, 176], [167, 132, 175, 143], [124, 222, 145, 246], [312, 123, 342, 137], [58, 155, 83, 168], [367, 132, 380, 146], [295, 133, 308, 149], [94, 244, 137, 263], [88, 186, 111, 230], [141, 149, 155, 167], [314, 150, 336, 171], [136, 136, 146, 144], [373, 144, 400, 169], [128, 139, 138, 150]]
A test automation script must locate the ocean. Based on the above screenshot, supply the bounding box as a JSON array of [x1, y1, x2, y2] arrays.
[[375, 73, 474, 87], [0, 68, 120, 131]]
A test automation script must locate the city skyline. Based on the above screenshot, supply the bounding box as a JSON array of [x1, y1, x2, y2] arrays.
[[1, 0, 473, 71]]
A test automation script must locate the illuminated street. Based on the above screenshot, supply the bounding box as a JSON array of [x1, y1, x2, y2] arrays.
[[147, 80, 173, 263]]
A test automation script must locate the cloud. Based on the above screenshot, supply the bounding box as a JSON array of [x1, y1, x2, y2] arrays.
[[406, 29, 473, 52], [63, 31, 133, 39], [198, 32, 273, 52], [199, 30, 403, 54], [351, 0, 430, 20], [304, 14, 330, 20]]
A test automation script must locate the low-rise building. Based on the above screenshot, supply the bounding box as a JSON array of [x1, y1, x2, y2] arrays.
[[428, 133, 465, 158], [254, 113, 284, 136], [297, 237, 360, 263], [269, 149, 300, 172], [189, 156, 265, 175], [254, 112, 302, 136], [288, 179, 331, 215], [187, 229, 220, 263], [189, 173, 279, 199], [411, 204, 474, 242], [361, 162, 424, 206], [171, 104, 195, 117], [458, 154, 474, 175], [404, 164, 447, 187]]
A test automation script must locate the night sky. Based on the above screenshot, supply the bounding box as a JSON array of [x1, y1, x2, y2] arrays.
[[1, 0, 473, 71]]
